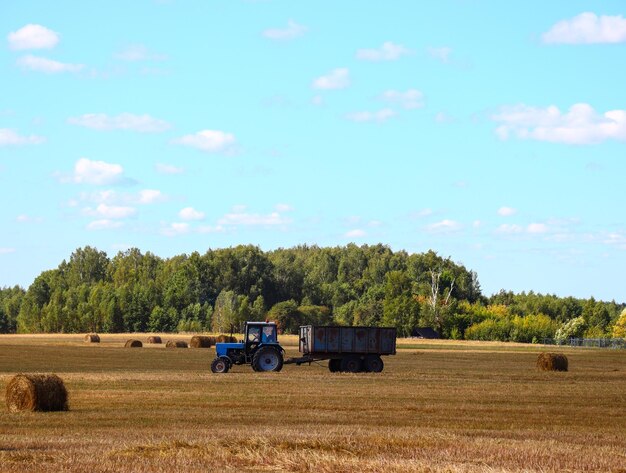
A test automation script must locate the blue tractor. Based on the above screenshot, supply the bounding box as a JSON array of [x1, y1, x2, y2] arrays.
[[210, 321, 284, 373]]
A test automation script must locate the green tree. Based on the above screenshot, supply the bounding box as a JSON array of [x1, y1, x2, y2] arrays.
[[382, 271, 419, 337], [212, 290, 239, 332], [268, 300, 301, 334]]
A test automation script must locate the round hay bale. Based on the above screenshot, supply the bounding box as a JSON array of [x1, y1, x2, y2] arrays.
[[124, 339, 142, 348], [166, 340, 188, 348], [216, 334, 237, 343], [537, 352, 568, 372], [84, 333, 100, 343], [190, 335, 213, 348], [6, 374, 69, 412], [146, 335, 162, 344], [208, 336, 217, 345]]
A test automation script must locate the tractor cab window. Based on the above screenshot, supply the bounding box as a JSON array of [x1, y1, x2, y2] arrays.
[[247, 326, 261, 343], [262, 325, 276, 343]]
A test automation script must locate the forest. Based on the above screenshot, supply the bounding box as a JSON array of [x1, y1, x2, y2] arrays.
[[1, 244, 625, 341]]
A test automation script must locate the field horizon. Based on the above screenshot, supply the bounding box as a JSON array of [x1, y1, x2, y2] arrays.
[[1, 334, 625, 472]]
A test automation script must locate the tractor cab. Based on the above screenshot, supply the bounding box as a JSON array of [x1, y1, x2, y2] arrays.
[[211, 321, 284, 373]]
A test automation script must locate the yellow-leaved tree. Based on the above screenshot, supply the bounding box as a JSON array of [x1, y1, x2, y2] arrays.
[[612, 308, 626, 339]]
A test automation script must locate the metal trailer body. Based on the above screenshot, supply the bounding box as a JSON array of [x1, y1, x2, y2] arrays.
[[289, 325, 397, 372]]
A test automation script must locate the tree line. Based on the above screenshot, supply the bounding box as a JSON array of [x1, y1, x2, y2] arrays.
[[1, 244, 624, 341]]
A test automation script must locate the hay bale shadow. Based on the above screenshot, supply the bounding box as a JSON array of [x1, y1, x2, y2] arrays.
[[6, 374, 69, 412]]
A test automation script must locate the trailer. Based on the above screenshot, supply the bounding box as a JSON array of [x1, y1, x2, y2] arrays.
[[285, 325, 397, 372]]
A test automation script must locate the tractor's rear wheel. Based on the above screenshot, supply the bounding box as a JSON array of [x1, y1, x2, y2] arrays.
[[211, 357, 230, 373], [252, 346, 283, 372], [363, 355, 384, 373], [340, 355, 362, 373], [328, 358, 341, 372]]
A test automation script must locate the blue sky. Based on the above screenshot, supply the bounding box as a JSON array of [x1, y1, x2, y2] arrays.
[[1, 1, 625, 301]]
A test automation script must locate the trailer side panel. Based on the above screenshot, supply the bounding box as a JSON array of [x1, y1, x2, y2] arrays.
[[300, 325, 396, 356]]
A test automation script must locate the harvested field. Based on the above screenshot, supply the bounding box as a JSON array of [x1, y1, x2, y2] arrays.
[[0, 335, 625, 472]]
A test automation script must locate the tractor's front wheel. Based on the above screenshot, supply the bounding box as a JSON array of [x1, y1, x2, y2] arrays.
[[211, 357, 230, 373], [252, 346, 283, 372]]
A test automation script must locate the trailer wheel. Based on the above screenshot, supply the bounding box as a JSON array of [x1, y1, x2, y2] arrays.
[[340, 355, 362, 373], [211, 357, 230, 373], [364, 355, 384, 373], [328, 359, 341, 372], [252, 346, 283, 372]]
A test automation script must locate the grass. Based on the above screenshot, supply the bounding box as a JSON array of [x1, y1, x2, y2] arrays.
[[1, 333, 625, 472]]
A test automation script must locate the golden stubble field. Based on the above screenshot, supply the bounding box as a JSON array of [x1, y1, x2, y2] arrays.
[[0, 334, 625, 472]]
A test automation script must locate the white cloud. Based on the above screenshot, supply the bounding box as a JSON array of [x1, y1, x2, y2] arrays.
[[604, 232, 626, 250], [496, 223, 549, 235], [275, 203, 293, 212], [114, 44, 167, 61], [543, 12, 626, 44], [218, 208, 291, 226], [86, 204, 136, 219], [179, 207, 205, 221], [8, 24, 59, 50], [311, 95, 324, 106], [492, 103, 626, 144], [87, 219, 123, 231], [138, 189, 165, 204], [197, 224, 225, 234], [76, 189, 165, 205], [173, 129, 236, 153], [527, 223, 549, 234], [69, 158, 124, 185], [496, 224, 523, 234], [380, 89, 424, 109], [312, 68, 350, 90], [426, 219, 462, 233], [0, 128, 45, 146], [435, 112, 454, 123], [155, 163, 184, 174], [17, 55, 84, 74], [161, 222, 190, 236], [345, 229, 366, 238], [346, 108, 396, 123], [427, 46, 452, 63], [356, 41, 411, 61], [68, 113, 171, 133], [413, 208, 433, 218], [0, 248, 16, 254], [263, 20, 307, 40], [498, 206, 517, 217]]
